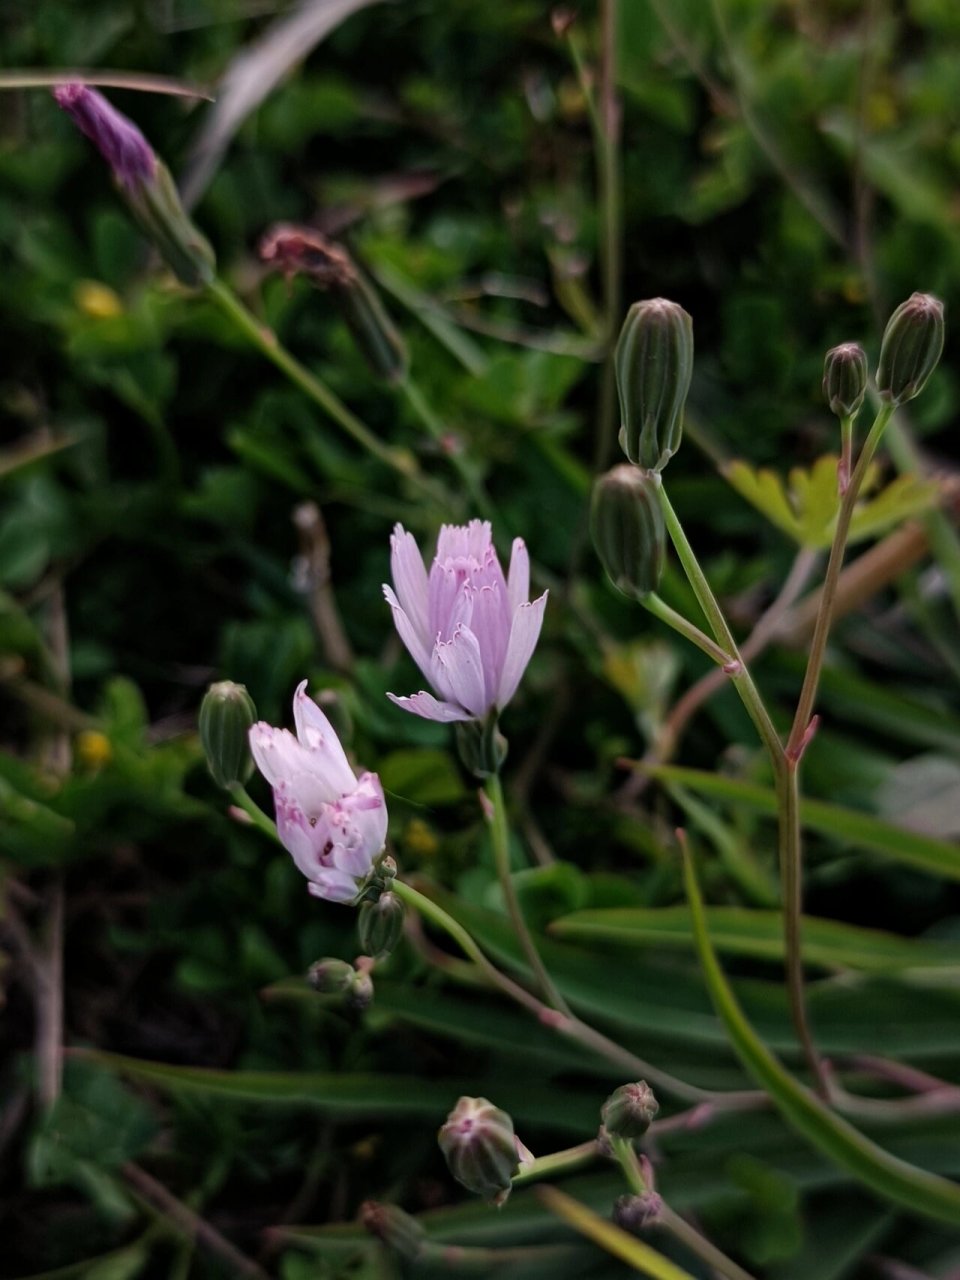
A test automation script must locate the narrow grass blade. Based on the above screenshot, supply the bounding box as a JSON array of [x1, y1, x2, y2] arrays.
[[537, 1186, 695, 1279]]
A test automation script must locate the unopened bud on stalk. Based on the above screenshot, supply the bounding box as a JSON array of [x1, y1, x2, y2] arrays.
[[307, 957, 354, 996], [616, 299, 693, 471], [438, 1096, 520, 1205], [591, 465, 665, 600], [613, 1192, 663, 1233], [260, 225, 408, 383], [455, 711, 508, 779], [199, 681, 256, 789], [601, 1081, 659, 1139], [348, 965, 375, 1011], [822, 343, 867, 419], [877, 292, 945, 405], [54, 84, 215, 287], [361, 1201, 425, 1261], [357, 891, 406, 959]]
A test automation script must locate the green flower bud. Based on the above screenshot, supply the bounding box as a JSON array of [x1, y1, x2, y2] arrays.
[[600, 1081, 659, 1139], [199, 681, 256, 789], [455, 710, 507, 780], [613, 1192, 663, 1233], [822, 342, 867, 419], [616, 298, 694, 471], [307, 957, 354, 996], [877, 292, 945, 406], [361, 1201, 425, 1262], [438, 1096, 519, 1205], [347, 966, 374, 1011], [357, 891, 406, 959], [591, 465, 665, 600], [260, 226, 408, 383]]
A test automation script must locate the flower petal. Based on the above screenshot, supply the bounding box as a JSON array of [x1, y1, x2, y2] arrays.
[[249, 724, 310, 789], [308, 872, 359, 904], [386, 691, 474, 722], [384, 585, 434, 683], [496, 591, 547, 709], [292, 681, 357, 794], [390, 524, 430, 647], [468, 583, 509, 705], [431, 625, 489, 717], [506, 537, 530, 613]]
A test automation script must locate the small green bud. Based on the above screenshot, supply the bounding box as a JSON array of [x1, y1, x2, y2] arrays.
[[455, 710, 507, 779], [361, 1201, 425, 1261], [591, 465, 665, 600], [438, 1096, 519, 1205], [877, 292, 945, 406], [357, 891, 406, 959], [199, 681, 256, 789], [347, 966, 375, 1011], [260, 226, 408, 383], [613, 1192, 663, 1233], [616, 298, 694, 471], [307, 957, 354, 996], [822, 342, 867, 419], [600, 1081, 659, 1139]]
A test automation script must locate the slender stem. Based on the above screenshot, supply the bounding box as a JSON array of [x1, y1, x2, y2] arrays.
[[394, 879, 765, 1107], [511, 1140, 600, 1186], [206, 277, 436, 497], [656, 481, 785, 777], [484, 773, 571, 1014], [594, 0, 624, 474], [787, 402, 894, 755], [611, 1138, 757, 1280], [644, 593, 736, 668], [228, 784, 280, 842]]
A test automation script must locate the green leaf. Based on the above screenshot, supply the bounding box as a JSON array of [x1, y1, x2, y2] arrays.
[[551, 905, 960, 972], [644, 764, 960, 881], [680, 840, 960, 1225]]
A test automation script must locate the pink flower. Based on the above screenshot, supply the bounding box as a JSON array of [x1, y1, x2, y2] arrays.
[[384, 520, 547, 723], [249, 682, 387, 903], [54, 84, 157, 190]]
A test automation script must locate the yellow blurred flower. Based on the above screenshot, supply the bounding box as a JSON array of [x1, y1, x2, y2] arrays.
[[76, 730, 112, 770], [74, 280, 124, 319], [404, 818, 439, 859]]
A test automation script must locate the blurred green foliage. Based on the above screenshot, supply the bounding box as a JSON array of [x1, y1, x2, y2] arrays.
[[2, 1, 960, 1277]]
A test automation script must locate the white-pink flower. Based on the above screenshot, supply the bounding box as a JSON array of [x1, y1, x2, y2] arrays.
[[249, 682, 387, 903], [384, 520, 547, 723]]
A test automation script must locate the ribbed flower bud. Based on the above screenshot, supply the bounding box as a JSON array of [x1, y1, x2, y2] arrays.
[[616, 299, 694, 471], [822, 343, 867, 419], [877, 293, 945, 405], [357, 891, 406, 959], [591, 465, 665, 600], [260, 225, 408, 383], [54, 85, 215, 287], [613, 1192, 663, 1233], [361, 1201, 425, 1261], [199, 681, 256, 789], [347, 967, 375, 1011], [601, 1081, 659, 1139], [455, 711, 508, 780], [438, 1097, 519, 1205], [307, 957, 354, 996]]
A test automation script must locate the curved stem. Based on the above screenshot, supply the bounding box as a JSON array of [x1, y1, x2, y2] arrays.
[[228, 784, 280, 842], [206, 277, 439, 500], [644, 593, 737, 667], [484, 774, 571, 1015]]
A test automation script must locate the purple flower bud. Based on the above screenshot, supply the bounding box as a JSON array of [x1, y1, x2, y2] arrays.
[[613, 1192, 663, 1233], [877, 292, 945, 406], [601, 1081, 659, 1139], [54, 83, 156, 189], [438, 1096, 520, 1205]]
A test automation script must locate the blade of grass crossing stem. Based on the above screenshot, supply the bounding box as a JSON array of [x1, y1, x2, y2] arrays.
[[680, 839, 960, 1225], [537, 1186, 696, 1279]]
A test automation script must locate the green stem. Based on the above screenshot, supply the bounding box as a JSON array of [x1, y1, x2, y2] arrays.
[[656, 481, 785, 776], [206, 277, 433, 495], [611, 1138, 758, 1280], [511, 1140, 600, 1186], [644, 593, 737, 668], [228, 784, 280, 842], [484, 773, 571, 1014]]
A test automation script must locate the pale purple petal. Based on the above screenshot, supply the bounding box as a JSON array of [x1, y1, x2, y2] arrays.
[[292, 680, 356, 794], [249, 724, 311, 789], [468, 584, 509, 704], [431, 625, 488, 717], [496, 591, 547, 709], [428, 563, 474, 643], [308, 873, 359, 904], [390, 524, 430, 647], [506, 538, 530, 613], [384, 585, 434, 682], [386, 691, 474, 722], [436, 519, 492, 563], [54, 84, 156, 189]]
